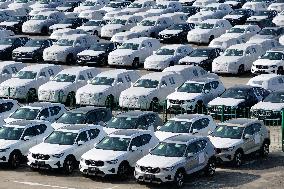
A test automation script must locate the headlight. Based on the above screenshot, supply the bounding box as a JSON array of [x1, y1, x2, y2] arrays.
[[162, 165, 175, 171], [52, 153, 64, 158], [106, 159, 118, 164], [0, 147, 10, 152]]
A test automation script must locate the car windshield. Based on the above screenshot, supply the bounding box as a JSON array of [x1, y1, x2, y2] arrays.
[[39, 0, 49, 4], [153, 4, 167, 9], [133, 79, 159, 88], [82, 1, 96, 6], [105, 117, 138, 129], [56, 112, 86, 124], [90, 43, 110, 51], [57, 39, 74, 46], [231, 10, 246, 15], [84, 20, 102, 26], [15, 71, 37, 79], [211, 125, 244, 139], [25, 40, 43, 47], [31, 15, 48, 20], [190, 49, 210, 57], [52, 74, 76, 82], [91, 77, 114, 85], [228, 28, 245, 33], [45, 131, 78, 145], [128, 3, 142, 8], [203, 7, 217, 11], [119, 42, 139, 50], [61, 18, 75, 24], [150, 142, 187, 157], [96, 136, 131, 151], [255, 11, 270, 16], [159, 120, 192, 133], [0, 127, 24, 140], [15, 0, 28, 3], [9, 108, 39, 120], [140, 20, 155, 26], [224, 49, 244, 56], [155, 48, 175, 55], [110, 19, 127, 25], [106, 3, 124, 8], [261, 52, 284, 60], [221, 88, 248, 99], [263, 92, 284, 103], [0, 38, 15, 45], [61, 1, 75, 6], [259, 29, 277, 36], [177, 83, 204, 93], [199, 23, 214, 29], [170, 24, 187, 30]]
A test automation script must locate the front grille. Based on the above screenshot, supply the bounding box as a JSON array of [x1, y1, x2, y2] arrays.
[[169, 99, 184, 104], [85, 160, 104, 167], [140, 166, 160, 173], [32, 153, 50, 160], [256, 65, 268, 69]]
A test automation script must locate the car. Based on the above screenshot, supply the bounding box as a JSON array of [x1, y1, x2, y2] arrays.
[[102, 111, 163, 134], [38, 67, 100, 106], [118, 0, 155, 15], [135, 135, 216, 187], [4, 102, 66, 124], [193, 0, 218, 8], [273, 11, 284, 27], [12, 39, 53, 62], [158, 23, 195, 43], [0, 64, 62, 102], [0, 15, 28, 34], [49, 28, 87, 40], [108, 37, 161, 68], [130, 16, 173, 38], [223, 9, 254, 26], [28, 124, 106, 173], [76, 20, 107, 36], [49, 17, 88, 33], [268, 0, 284, 12], [76, 69, 140, 107], [22, 11, 65, 35], [100, 1, 131, 13], [51, 107, 112, 130], [212, 43, 264, 74], [179, 47, 223, 71], [119, 72, 184, 110], [187, 19, 232, 44], [0, 0, 12, 9], [101, 15, 143, 39], [159, 12, 188, 24], [209, 118, 270, 166], [0, 36, 29, 60], [43, 34, 99, 64], [224, 0, 247, 9], [246, 17, 276, 28], [181, 5, 201, 17], [111, 30, 141, 44], [167, 77, 226, 112], [80, 130, 159, 177], [209, 37, 244, 51], [220, 25, 261, 42], [144, 44, 193, 71], [73, 0, 109, 13], [30, 0, 63, 10], [247, 10, 278, 23], [250, 26, 284, 40], [199, 3, 233, 19], [56, 0, 81, 12], [247, 38, 280, 55], [247, 74, 284, 91], [8, 0, 35, 9], [0, 99, 19, 120], [155, 114, 216, 141], [242, 1, 268, 12], [79, 9, 106, 20], [0, 61, 25, 83], [207, 85, 270, 118], [0, 7, 28, 23], [0, 120, 54, 168]]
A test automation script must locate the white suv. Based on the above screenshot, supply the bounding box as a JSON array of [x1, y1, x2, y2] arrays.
[[0, 120, 54, 168], [0, 61, 25, 84], [0, 64, 62, 102], [28, 125, 106, 174], [80, 130, 159, 177], [38, 67, 100, 106], [76, 69, 140, 106], [0, 99, 19, 121], [220, 25, 261, 42]]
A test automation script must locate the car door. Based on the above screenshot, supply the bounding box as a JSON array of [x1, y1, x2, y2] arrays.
[[191, 118, 210, 136], [73, 131, 90, 159], [242, 124, 255, 154], [37, 108, 51, 122], [128, 135, 144, 166], [140, 134, 154, 156], [20, 126, 39, 155], [251, 123, 263, 151], [195, 140, 208, 170], [185, 142, 199, 174], [203, 82, 214, 104]]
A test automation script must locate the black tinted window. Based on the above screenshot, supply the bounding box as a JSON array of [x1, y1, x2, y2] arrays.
[[88, 129, 100, 140]]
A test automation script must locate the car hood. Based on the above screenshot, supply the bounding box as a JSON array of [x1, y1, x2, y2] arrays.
[[209, 136, 242, 148], [1, 78, 34, 88], [14, 46, 40, 53], [131, 25, 153, 33], [30, 143, 73, 155], [179, 56, 208, 63], [103, 24, 123, 30], [190, 29, 212, 35], [23, 20, 46, 26], [39, 81, 73, 92], [214, 56, 243, 64], [0, 21, 18, 26], [78, 25, 100, 31], [221, 33, 242, 38], [82, 148, 127, 161], [251, 101, 284, 111], [253, 59, 282, 66], [223, 14, 243, 20], [57, 6, 70, 11], [0, 45, 11, 51], [0, 139, 19, 149], [109, 49, 136, 57], [146, 55, 173, 62], [154, 131, 180, 141], [159, 29, 182, 35], [209, 97, 245, 107], [167, 92, 202, 101], [147, 9, 166, 14], [137, 154, 184, 168], [50, 24, 72, 30], [77, 84, 111, 94], [78, 50, 105, 57], [198, 11, 215, 16], [122, 87, 157, 97], [45, 45, 73, 54]]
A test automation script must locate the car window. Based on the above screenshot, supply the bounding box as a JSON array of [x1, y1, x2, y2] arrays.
[[39, 72, 46, 77], [23, 127, 37, 137], [38, 108, 49, 118], [137, 117, 148, 130], [204, 83, 211, 91], [0, 102, 14, 113], [2, 69, 10, 74], [86, 111, 98, 124], [78, 75, 85, 80], [49, 106, 61, 116], [141, 134, 152, 145], [76, 131, 88, 142], [130, 136, 143, 147], [196, 140, 207, 151], [191, 118, 209, 131], [252, 123, 262, 133], [87, 129, 100, 140], [211, 81, 219, 89], [117, 77, 124, 83], [36, 124, 47, 134], [186, 142, 199, 154], [97, 110, 107, 121], [244, 125, 254, 136]]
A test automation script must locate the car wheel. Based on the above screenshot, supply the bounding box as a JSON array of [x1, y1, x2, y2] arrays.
[[105, 95, 115, 109], [150, 98, 159, 112], [205, 157, 216, 177], [41, 26, 48, 35], [169, 61, 175, 67], [117, 162, 130, 179], [238, 65, 245, 75], [260, 142, 269, 157], [173, 169, 185, 188], [26, 89, 37, 103], [233, 150, 243, 167], [63, 156, 76, 174], [150, 32, 156, 38], [66, 54, 74, 65], [66, 92, 76, 107], [132, 58, 139, 68], [277, 67, 283, 75], [8, 151, 21, 169]]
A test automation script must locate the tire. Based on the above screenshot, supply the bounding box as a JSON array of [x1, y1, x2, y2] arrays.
[[105, 95, 115, 109], [238, 65, 245, 75], [150, 32, 156, 38], [41, 26, 48, 35], [260, 141, 269, 157], [63, 156, 76, 174], [26, 89, 37, 103], [117, 162, 130, 179], [8, 151, 21, 169], [93, 30, 98, 36], [66, 92, 76, 107], [233, 150, 243, 167], [66, 54, 74, 65], [150, 98, 159, 112], [204, 158, 216, 177], [169, 61, 175, 67], [209, 35, 214, 43], [277, 67, 283, 75], [173, 169, 185, 188], [132, 58, 139, 68]]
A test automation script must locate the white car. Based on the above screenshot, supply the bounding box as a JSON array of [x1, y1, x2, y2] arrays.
[[247, 38, 280, 53], [119, 0, 155, 15], [220, 25, 261, 42], [199, 3, 233, 19], [49, 28, 87, 40], [167, 77, 225, 112], [108, 37, 160, 67], [0, 0, 13, 9], [247, 74, 284, 92], [268, 1, 284, 13], [30, 0, 63, 10], [101, 15, 143, 38], [48, 17, 88, 33], [187, 19, 232, 44], [0, 64, 62, 101], [79, 10, 106, 20], [8, 0, 35, 9], [250, 27, 284, 41], [28, 124, 106, 174], [193, 0, 217, 8], [0, 99, 19, 121], [212, 43, 264, 74], [111, 30, 141, 44], [0, 120, 54, 168], [119, 72, 184, 110], [43, 34, 99, 64], [77, 20, 107, 36], [22, 11, 65, 34], [38, 67, 100, 106], [0, 7, 27, 22], [251, 48, 284, 75], [76, 69, 140, 106], [272, 11, 284, 26], [144, 44, 193, 70], [209, 37, 243, 50], [73, 0, 109, 13], [155, 114, 217, 141], [0, 61, 25, 84], [242, 1, 268, 12], [100, 1, 131, 13], [80, 130, 159, 177], [187, 10, 213, 25]]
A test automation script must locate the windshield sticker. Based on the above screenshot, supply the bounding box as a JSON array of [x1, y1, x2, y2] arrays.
[[217, 127, 223, 132], [126, 118, 132, 121], [102, 138, 109, 143], [158, 144, 164, 149]]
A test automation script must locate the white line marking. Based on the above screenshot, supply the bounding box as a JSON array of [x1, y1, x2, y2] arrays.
[[105, 186, 119, 189], [13, 181, 76, 189]]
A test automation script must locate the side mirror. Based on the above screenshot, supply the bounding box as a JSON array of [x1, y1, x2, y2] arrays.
[[131, 146, 138, 151], [77, 140, 85, 146], [23, 136, 31, 141], [187, 152, 194, 158], [157, 126, 161, 130], [160, 84, 166, 88], [203, 89, 210, 94], [39, 116, 46, 120], [87, 80, 91, 84], [192, 129, 198, 134], [244, 134, 251, 140]]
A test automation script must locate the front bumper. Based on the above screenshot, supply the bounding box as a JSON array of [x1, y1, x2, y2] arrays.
[[108, 56, 132, 66], [134, 168, 175, 184], [119, 98, 150, 109], [12, 52, 35, 61], [76, 94, 106, 106], [144, 62, 168, 70], [251, 66, 277, 74], [187, 35, 208, 44], [28, 156, 64, 170], [80, 161, 119, 177], [77, 56, 104, 65]]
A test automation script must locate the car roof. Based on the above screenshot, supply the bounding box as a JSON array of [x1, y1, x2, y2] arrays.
[[116, 15, 140, 20], [124, 37, 154, 43], [165, 134, 201, 144], [171, 114, 206, 121], [117, 110, 155, 118], [140, 71, 176, 80], [0, 61, 22, 68], [96, 69, 134, 78], [221, 118, 259, 127], [0, 99, 17, 103], [161, 44, 188, 50], [70, 106, 107, 113], [233, 24, 256, 29], [6, 120, 46, 127], [228, 43, 257, 50], [26, 102, 61, 108], [59, 124, 91, 132], [58, 66, 98, 74], [110, 129, 144, 137], [20, 64, 57, 72], [201, 19, 222, 24]]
